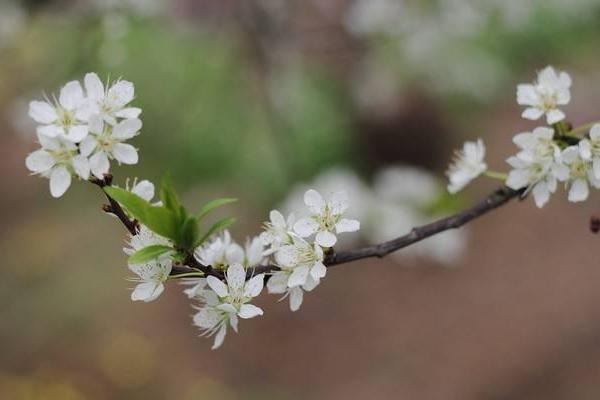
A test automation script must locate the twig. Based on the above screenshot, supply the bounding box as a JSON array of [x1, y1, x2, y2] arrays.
[[91, 174, 139, 235], [253, 186, 523, 275]]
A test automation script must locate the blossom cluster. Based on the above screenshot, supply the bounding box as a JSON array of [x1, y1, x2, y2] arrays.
[[25, 73, 141, 197], [446, 65, 600, 208], [121, 186, 359, 349]]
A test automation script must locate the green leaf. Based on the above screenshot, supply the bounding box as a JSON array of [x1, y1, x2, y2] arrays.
[[159, 174, 182, 214], [196, 198, 238, 221], [128, 245, 173, 264], [104, 186, 180, 241], [195, 217, 236, 247], [180, 217, 199, 250]]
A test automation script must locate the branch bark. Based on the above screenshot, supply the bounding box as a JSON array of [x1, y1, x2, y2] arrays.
[[93, 176, 521, 279]]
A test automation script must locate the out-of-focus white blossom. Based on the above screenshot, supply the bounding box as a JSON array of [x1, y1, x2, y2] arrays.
[[83, 73, 141, 125], [446, 139, 487, 193], [578, 124, 600, 180], [517, 66, 571, 125], [193, 264, 264, 349], [293, 189, 360, 248]]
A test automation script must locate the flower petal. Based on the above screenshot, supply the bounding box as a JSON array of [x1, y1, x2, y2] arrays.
[[66, 125, 89, 143], [84, 73, 105, 100], [112, 118, 142, 140], [310, 261, 327, 280], [238, 304, 263, 319], [29, 101, 57, 124], [568, 179, 589, 202], [226, 263, 246, 293], [335, 218, 360, 233], [115, 107, 142, 119], [546, 109, 565, 125], [206, 276, 229, 297], [59, 81, 85, 110], [288, 265, 309, 288], [112, 143, 138, 165], [131, 281, 163, 302], [315, 230, 337, 247], [304, 189, 325, 212], [293, 217, 319, 237], [90, 151, 110, 178], [266, 271, 289, 294], [72, 155, 90, 180], [521, 107, 544, 120], [212, 324, 227, 350], [49, 166, 71, 198], [37, 124, 63, 138], [108, 80, 135, 108], [132, 180, 155, 201], [26, 150, 55, 173], [243, 274, 264, 298], [289, 287, 303, 311]]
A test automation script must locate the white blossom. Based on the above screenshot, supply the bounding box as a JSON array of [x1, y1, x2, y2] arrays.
[[193, 264, 264, 349], [517, 66, 571, 125], [275, 237, 327, 287], [80, 116, 140, 178], [578, 124, 600, 180], [123, 225, 172, 302], [293, 189, 360, 247], [505, 127, 568, 207], [195, 230, 244, 269], [260, 210, 295, 254], [181, 277, 208, 299], [25, 133, 90, 198], [244, 236, 265, 268], [126, 178, 155, 202], [446, 139, 487, 193], [28, 81, 89, 143], [83, 73, 141, 125], [267, 270, 320, 312], [560, 145, 600, 203]]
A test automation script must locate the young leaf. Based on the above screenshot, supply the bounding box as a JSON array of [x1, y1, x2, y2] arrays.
[[196, 198, 238, 221], [180, 217, 199, 251], [196, 217, 236, 247], [128, 245, 173, 264], [160, 174, 182, 214], [104, 186, 180, 241]]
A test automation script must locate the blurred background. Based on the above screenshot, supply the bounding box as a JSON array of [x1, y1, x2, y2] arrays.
[[3, 0, 600, 398]]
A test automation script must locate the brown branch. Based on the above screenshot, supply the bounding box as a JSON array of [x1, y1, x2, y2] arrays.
[[252, 186, 523, 275], [93, 176, 521, 279]]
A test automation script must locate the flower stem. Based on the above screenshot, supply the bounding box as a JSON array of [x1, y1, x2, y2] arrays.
[[168, 272, 205, 280], [484, 170, 508, 181], [566, 120, 600, 137]]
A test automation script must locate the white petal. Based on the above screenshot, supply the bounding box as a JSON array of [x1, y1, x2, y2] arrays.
[[212, 324, 227, 350], [335, 218, 360, 233], [112, 143, 138, 164], [37, 124, 63, 138], [243, 274, 264, 298], [29, 101, 57, 124], [310, 261, 327, 280], [546, 109, 565, 125], [304, 189, 325, 212], [505, 169, 529, 190], [217, 303, 237, 314], [238, 304, 263, 319], [315, 230, 337, 247], [26, 150, 55, 173], [132, 180, 155, 201], [568, 179, 589, 202], [90, 151, 110, 178], [293, 217, 319, 237], [66, 125, 88, 143], [521, 107, 544, 120], [589, 124, 600, 141], [225, 244, 245, 265], [49, 166, 71, 198], [289, 287, 303, 312], [532, 182, 550, 208], [329, 191, 349, 214], [193, 307, 220, 329], [112, 118, 142, 140], [516, 84, 538, 106], [59, 81, 85, 110], [84, 73, 105, 100], [269, 210, 285, 227], [72, 155, 90, 180], [206, 276, 229, 297], [266, 271, 288, 294], [115, 107, 142, 119], [579, 139, 592, 160], [302, 275, 320, 291], [131, 282, 164, 302], [274, 245, 298, 268], [79, 135, 97, 157], [288, 265, 309, 288], [226, 263, 246, 293], [108, 80, 135, 108], [593, 158, 600, 180], [229, 314, 239, 333]]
